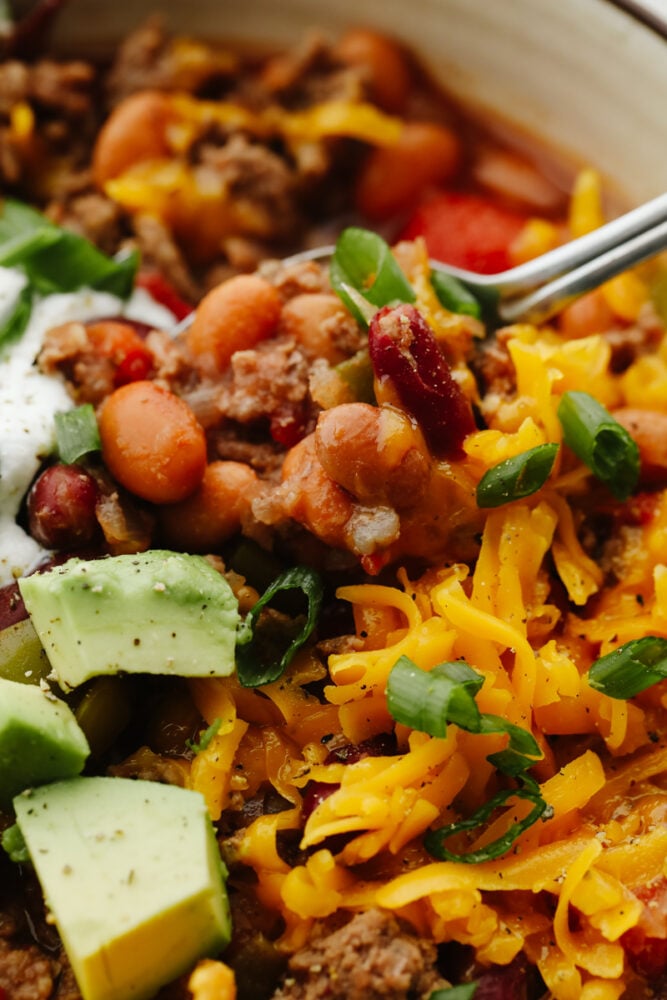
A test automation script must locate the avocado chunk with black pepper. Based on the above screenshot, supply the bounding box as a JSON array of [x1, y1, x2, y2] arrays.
[[18, 550, 239, 690], [14, 776, 231, 1000], [0, 676, 89, 806]]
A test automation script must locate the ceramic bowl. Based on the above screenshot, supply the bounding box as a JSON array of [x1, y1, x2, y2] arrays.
[[51, 0, 667, 203]]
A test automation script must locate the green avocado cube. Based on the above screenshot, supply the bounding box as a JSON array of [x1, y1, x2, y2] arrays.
[[14, 776, 231, 1000], [18, 550, 239, 690], [0, 676, 89, 807]]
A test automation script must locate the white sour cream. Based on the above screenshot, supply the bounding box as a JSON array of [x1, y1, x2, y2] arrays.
[[0, 269, 175, 585]]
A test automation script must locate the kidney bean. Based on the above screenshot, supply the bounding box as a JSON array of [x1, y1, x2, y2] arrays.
[[0, 582, 28, 629], [301, 781, 337, 821], [27, 464, 100, 550], [368, 303, 475, 457], [324, 731, 397, 764]]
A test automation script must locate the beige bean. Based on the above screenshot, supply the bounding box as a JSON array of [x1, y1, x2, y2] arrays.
[[315, 402, 430, 508], [159, 461, 258, 551], [613, 408, 667, 487], [93, 90, 177, 186]]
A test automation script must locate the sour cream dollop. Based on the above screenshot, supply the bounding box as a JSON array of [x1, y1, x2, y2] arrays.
[[0, 269, 175, 585]]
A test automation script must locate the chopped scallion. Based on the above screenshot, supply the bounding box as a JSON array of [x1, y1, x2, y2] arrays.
[[0, 198, 139, 351], [476, 443, 559, 508], [429, 984, 478, 1000], [186, 718, 221, 754], [557, 390, 639, 501], [1, 823, 30, 864], [330, 227, 415, 326], [387, 656, 483, 737], [588, 636, 667, 699], [386, 656, 541, 763], [0, 282, 33, 354], [54, 405, 101, 464], [430, 270, 481, 319], [423, 774, 548, 864], [386, 656, 547, 862], [236, 565, 323, 687]]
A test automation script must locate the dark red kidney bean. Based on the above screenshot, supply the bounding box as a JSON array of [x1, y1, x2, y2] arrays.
[[368, 303, 475, 457], [301, 781, 337, 821], [325, 731, 397, 764], [472, 955, 541, 1000], [27, 464, 100, 550], [0, 582, 28, 629]]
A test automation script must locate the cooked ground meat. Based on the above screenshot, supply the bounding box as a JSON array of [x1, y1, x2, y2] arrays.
[[103, 15, 239, 106], [271, 908, 450, 1000], [0, 938, 58, 1000], [220, 338, 310, 424], [260, 31, 363, 110], [604, 301, 664, 372]]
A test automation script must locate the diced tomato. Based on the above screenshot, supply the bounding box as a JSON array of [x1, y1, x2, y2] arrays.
[[86, 320, 154, 387], [135, 271, 193, 322], [400, 190, 528, 274], [114, 347, 154, 386], [269, 403, 307, 449]]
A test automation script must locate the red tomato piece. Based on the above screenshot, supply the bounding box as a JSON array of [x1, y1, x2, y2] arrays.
[[400, 191, 528, 274], [86, 320, 154, 387], [135, 271, 193, 321]]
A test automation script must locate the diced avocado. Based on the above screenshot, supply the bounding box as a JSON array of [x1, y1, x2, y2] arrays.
[[14, 776, 231, 1000], [0, 676, 89, 807], [18, 550, 239, 690]]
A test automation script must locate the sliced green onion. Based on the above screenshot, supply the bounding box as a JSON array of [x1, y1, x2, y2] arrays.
[[429, 984, 478, 1000], [588, 636, 667, 699], [387, 657, 541, 766], [557, 390, 639, 501], [335, 347, 376, 404], [423, 774, 548, 864], [387, 657, 484, 736], [387, 656, 547, 862], [236, 566, 323, 687], [479, 715, 542, 761], [430, 270, 481, 319], [54, 405, 101, 464], [0, 282, 33, 354], [330, 227, 415, 326], [0, 197, 138, 299], [186, 718, 221, 754], [1, 824, 30, 864], [476, 443, 559, 508]]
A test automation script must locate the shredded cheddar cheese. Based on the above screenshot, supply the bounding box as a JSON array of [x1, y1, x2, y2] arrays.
[[153, 170, 667, 998]]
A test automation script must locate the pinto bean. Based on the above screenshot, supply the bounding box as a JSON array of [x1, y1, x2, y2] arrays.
[[334, 27, 413, 112], [355, 121, 461, 221], [613, 408, 667, 487], [314, 402, 430, 508], [279, 435, 355, 550], [279, 293, 355, 364], [159, 461, 258, 551], [99, 380, 207, 504], [186, 274, 282, 375], [92, 90, 177, 185]]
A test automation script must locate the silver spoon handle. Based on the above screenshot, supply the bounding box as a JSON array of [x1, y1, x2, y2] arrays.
[[498, 217, 667, 324]]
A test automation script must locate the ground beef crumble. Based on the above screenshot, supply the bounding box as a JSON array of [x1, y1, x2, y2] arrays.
[[271, 909, 450, 1000]]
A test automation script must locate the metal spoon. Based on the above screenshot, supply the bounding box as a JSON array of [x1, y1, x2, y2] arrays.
[[283, 192, 667, 327]]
